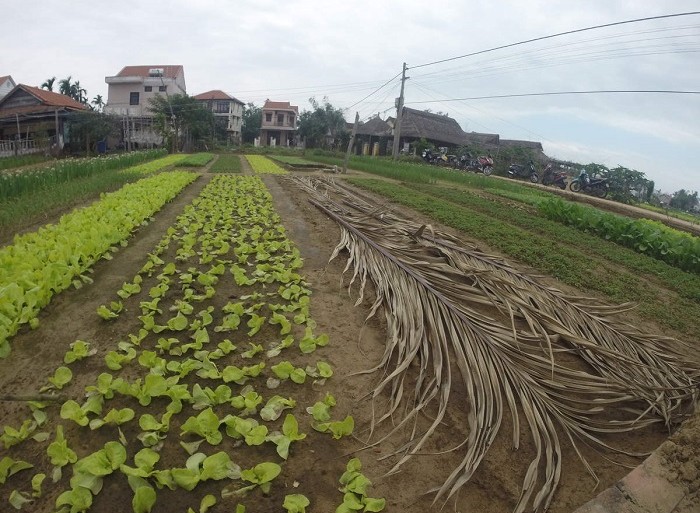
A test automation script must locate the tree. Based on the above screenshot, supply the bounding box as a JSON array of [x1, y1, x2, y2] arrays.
[[241, 103, 262, 144], [67, 111, 118, 155], [606, 165, 651, 203], [57, 76, 88, 105], [92, 95, 105, 112], [297, 97, 348, 149], [149, 94, 215, 152], [669, 189, 699, 212], [41, 77, 56, 92]]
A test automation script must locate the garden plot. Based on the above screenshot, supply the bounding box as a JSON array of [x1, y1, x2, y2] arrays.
[[0, 175, 384, 513]]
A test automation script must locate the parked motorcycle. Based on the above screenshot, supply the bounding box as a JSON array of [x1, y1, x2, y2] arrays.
[[455, 152, 494, 175], [541, 163, 567, 189], [421, 148, 452, 166], [569, 169, 609, 198], [508, 160, 539, 183]]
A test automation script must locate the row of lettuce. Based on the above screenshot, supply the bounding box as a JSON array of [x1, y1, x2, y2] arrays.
[[538, 198, 699, 274], [0, 175, 383, 513], [0, 169, 198, 358]]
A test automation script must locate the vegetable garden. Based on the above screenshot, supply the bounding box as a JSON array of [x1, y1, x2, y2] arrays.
[[0, 153, 698, 513]]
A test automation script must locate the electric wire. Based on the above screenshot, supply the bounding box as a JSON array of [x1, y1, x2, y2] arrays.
[[405, 90, 700, 104], [409, 11, 700, 70], [344, 70, 403, 111]]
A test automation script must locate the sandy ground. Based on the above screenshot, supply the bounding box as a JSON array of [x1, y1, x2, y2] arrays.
[[0, 159, 696, 513]]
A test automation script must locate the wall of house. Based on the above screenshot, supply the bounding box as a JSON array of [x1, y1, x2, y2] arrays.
[[0, 80, 15, 100], [261, 109, 296, 130], [105, 75, 186, 117]]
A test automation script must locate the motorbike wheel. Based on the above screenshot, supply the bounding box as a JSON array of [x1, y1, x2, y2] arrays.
[[593, 185, 608, 199], [557, 181, 566, 190], [530, 173, 539, 183], [569, 180, 581, 192], [483, 166, 493, 176]]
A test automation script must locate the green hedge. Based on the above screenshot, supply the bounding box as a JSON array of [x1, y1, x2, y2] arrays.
[[538, 198, 700, 274]]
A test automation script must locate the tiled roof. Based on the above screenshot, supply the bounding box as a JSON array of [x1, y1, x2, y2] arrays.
[[263, 100, 299, 113], [0, 84, 87, 118], [116, 65, 184, 79], [193, 90, 243, 103], [21, 85, 87, 109], [0, 75, 13, 87]]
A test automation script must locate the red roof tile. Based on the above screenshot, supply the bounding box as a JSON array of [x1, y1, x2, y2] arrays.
[[21, 85, 87, 109], [193, 90, 243, 103], [116, 65, 184, 79], [263, 100, 299, 113], [0, 84, 87, 119]]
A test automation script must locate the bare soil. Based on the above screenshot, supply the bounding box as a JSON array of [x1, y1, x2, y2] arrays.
[[0, 161, 696, 513]]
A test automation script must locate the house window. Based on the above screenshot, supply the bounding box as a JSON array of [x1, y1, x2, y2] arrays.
[[265, 113, 272, 122], [144, 86, 152, 92], [215, 101, 229, 113], [158, 85, 167, 92], [288, 114, 295, 125], [277, 114, 284, 124], [129, 92, 140, 105]]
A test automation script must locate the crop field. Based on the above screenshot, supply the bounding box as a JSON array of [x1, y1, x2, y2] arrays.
[[209, 155, 241, 174], [0, 156, 698, 513], [269, 156, 319, 167]]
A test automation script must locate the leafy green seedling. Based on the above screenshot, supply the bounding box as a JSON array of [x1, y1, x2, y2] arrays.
[[0, 456, 33, 484], [42, 366, 73, 391], [47, 425, 77, 481], [31, 472, 46, 497], [306, 393, 336, 422], [269, 312, 292, 335], [260, 396, 296, 422], [187, 494, 217, 513], [117, 281, 141, 299], [267, 414, 307, 460], [1, 419, 42, 449], [223, 416, 268, 446], [241, 343, 264, 359], [222, 462, 281, 497], [314, 416, 354, 439], [299, 328, 329, 354], [246, 313, 266, 336], [9, 489, 33, 510], [266, 335, 294, 358], [60, 400, 89, 427], [64, 340, 96, 364], [180, 408, 222, 445], [89, 408, 135, 430], [283, 494, 310, 513]]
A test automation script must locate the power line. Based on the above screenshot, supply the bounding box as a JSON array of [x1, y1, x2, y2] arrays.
[[406, 90, 700, 104], [344, 70, 403, 111], [409, 11, 700, 70]]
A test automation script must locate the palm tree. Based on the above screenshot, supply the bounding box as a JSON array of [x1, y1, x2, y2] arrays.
[[92, 94, 105, 112], [41, 77, 56, 92], [73, 80, 87, 104], [58, 76, 73, 97]]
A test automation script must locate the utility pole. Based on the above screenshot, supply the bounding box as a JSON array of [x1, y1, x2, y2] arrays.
[[343, 112, 359, 174], [391, 62, 408, 160]]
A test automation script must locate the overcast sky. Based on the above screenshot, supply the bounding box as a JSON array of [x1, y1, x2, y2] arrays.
[[4, 1, 699, 193]]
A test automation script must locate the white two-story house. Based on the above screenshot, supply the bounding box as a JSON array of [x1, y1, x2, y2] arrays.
[[259, 100, 298, 147], [193, 90, 244, 145], [104, 65, 186, 148]]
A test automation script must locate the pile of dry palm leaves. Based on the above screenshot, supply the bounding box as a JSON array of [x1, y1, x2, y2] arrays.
[[290, 176, 700, 512]]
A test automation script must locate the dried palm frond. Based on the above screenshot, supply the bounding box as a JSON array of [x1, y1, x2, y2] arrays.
[[289, 176, 700, 512]]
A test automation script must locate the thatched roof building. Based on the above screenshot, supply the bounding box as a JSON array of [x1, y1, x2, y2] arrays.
[[396, 107, 466, 146]]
